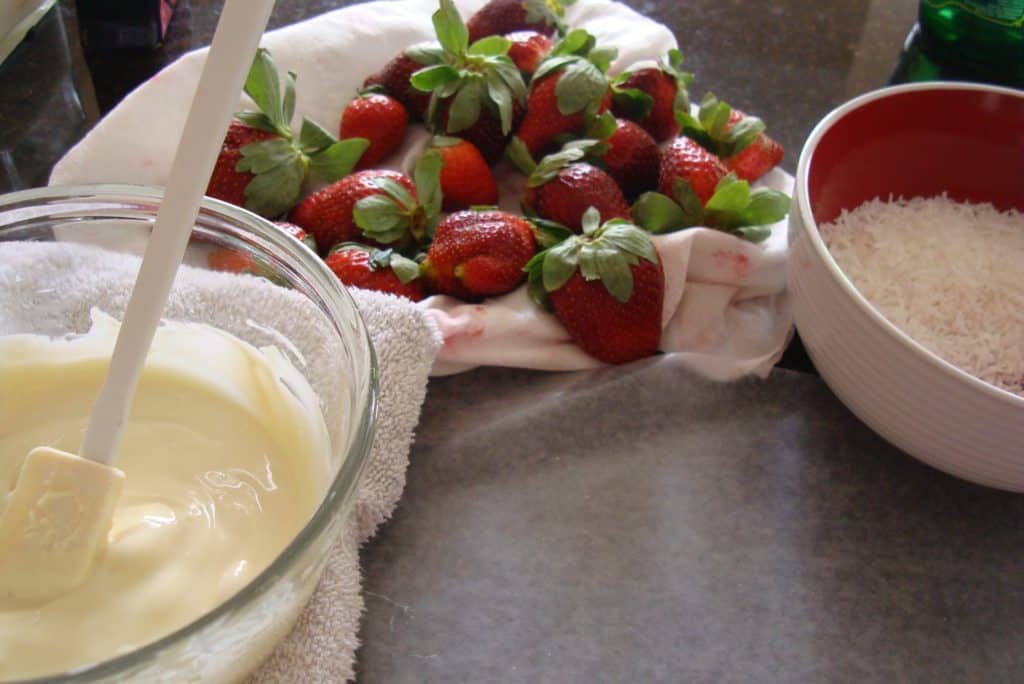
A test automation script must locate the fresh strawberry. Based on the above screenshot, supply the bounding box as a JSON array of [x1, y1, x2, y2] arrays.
[[611, 49, 692, 143], [206, 221, 316, 276], [721, 109, 783, 182], [597, 117, 660, 201], [509, 29, 616, 157], [430, 137, 499, 211], [515, 143, 631, 232], [526, 208, 663, 364], [466, 0, 573, 43], [325, 244, 426, 301], [289, 153, 443, 252], [658, 136, 728, 206], [677, 93, 782, 182], [407, 0, 528, 166], [206, 48, 369, 218], [207, 121, 279, 209], [506, 30, 553, 75], [363, 47, 435, 120], [340, 92, 409, 169], [421, 209, 536, 300]]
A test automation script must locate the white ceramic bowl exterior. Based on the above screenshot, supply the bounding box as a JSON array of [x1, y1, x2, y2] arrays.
[[788, 83, 1024, 491]]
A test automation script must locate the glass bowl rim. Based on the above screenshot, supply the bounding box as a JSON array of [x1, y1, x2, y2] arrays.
[[0, 183, 379, 683]]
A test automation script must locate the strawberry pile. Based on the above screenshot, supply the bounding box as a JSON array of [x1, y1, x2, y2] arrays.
[[204, 0, 791, 365]]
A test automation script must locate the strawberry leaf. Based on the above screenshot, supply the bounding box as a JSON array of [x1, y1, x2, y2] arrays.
[[506, 137, 538, 175], [353, 195, 409, 244], [578, 242, 601, 280], [493, 59, 528, 101], [530, 218, 575, 248], [592, 246, 634, 303], [631, 191, 689, 234], [611, 87, 654, 121], [737, 188, 791, 227], [587, 46, 618, 73], [585, 111, 618, 140], [446, 77, 484, 133], [601, 222, 658, 262], [551, 28, 595, 57], [234, 111, 278, 134], [671, 179, 706, 225], [411, 65, 461, 92], [236, 138, 298, 174], [414, 151, 444, 220], [308, 138, 369, 182], [389, 252, 423, 283], [723, 116, 765, 155], [533, 54, 576, 81], [433, 0, 469, 56], [406, 42, 445, 65], [704, 173, 750, 215], [543, 238, 580, 292], [469, 35, 511, 56], [373, 178, 417, 210], [486, 70, 514, 134], [524, 252, 552, 308], [581, 206, 601, 235], [298, 118, 336, 154], [243, 158, 304, 218], [244, 48, 287, 135], [734, 225, 772, 243], [554, 59, 606, 115], [527, 145, 586, 187], [282, 70, 297, 128]]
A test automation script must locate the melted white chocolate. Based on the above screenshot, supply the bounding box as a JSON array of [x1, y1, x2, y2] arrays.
[[0, 311, 329, 679]]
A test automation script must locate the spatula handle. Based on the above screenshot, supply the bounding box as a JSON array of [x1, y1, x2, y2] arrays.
[[80, 0, 276, 465]]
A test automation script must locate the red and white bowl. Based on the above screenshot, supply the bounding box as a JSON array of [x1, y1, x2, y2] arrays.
[[788, 82, 1024, 491]]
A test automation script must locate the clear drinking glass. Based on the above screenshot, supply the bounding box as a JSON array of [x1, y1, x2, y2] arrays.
[[0, 184, 377, 683]]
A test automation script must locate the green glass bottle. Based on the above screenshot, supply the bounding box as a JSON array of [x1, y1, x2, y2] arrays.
[[891, 1, 1024, 88]]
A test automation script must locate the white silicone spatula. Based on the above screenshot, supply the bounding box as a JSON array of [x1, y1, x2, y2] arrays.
[[0, 0, 276, 603]]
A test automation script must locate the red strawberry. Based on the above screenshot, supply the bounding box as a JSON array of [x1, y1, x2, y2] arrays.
[[422, 210, 536, 300], [289, 170, 417, 252], [511, 30, 615, 157], [207, 121, 279, 209], [274, 221, 317, 250], [677, 93, 782, 183], [431, 137, 499, 211], [520, 145, 630, 232], [526, 208, 663, 364], [466, 0, 569, 43], [601, 119, 660, 201], [290, 153, 443, 253], [612, 49, 692, 143], [340, 93, 409, 170], [363, 49, 434, 120], [506, 30, 553, 75], [206, 49, 367, 218], [721, 109, 783, 182], [659, 136, 728, 206], [409, 0, 527, 165], [324, 244, 426, 301]]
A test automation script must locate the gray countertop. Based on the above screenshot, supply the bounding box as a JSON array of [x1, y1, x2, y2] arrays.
[[359, 361, 1024, 682], [6, 1, 1024, 681]]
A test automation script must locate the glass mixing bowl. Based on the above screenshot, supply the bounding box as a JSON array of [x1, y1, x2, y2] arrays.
[[0, 184, 377, 682]]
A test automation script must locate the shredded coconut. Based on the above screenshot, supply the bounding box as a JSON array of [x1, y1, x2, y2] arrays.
[[821, 195, 1024, 398]]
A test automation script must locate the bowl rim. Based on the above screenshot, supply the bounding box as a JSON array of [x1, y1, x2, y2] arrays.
[[0, 183, 380, 682], [794, 80, 1024, 409]]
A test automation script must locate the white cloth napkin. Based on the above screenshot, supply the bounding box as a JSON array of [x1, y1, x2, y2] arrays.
[[0, 241, 441, 682], [49, 0, 794, 380]]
